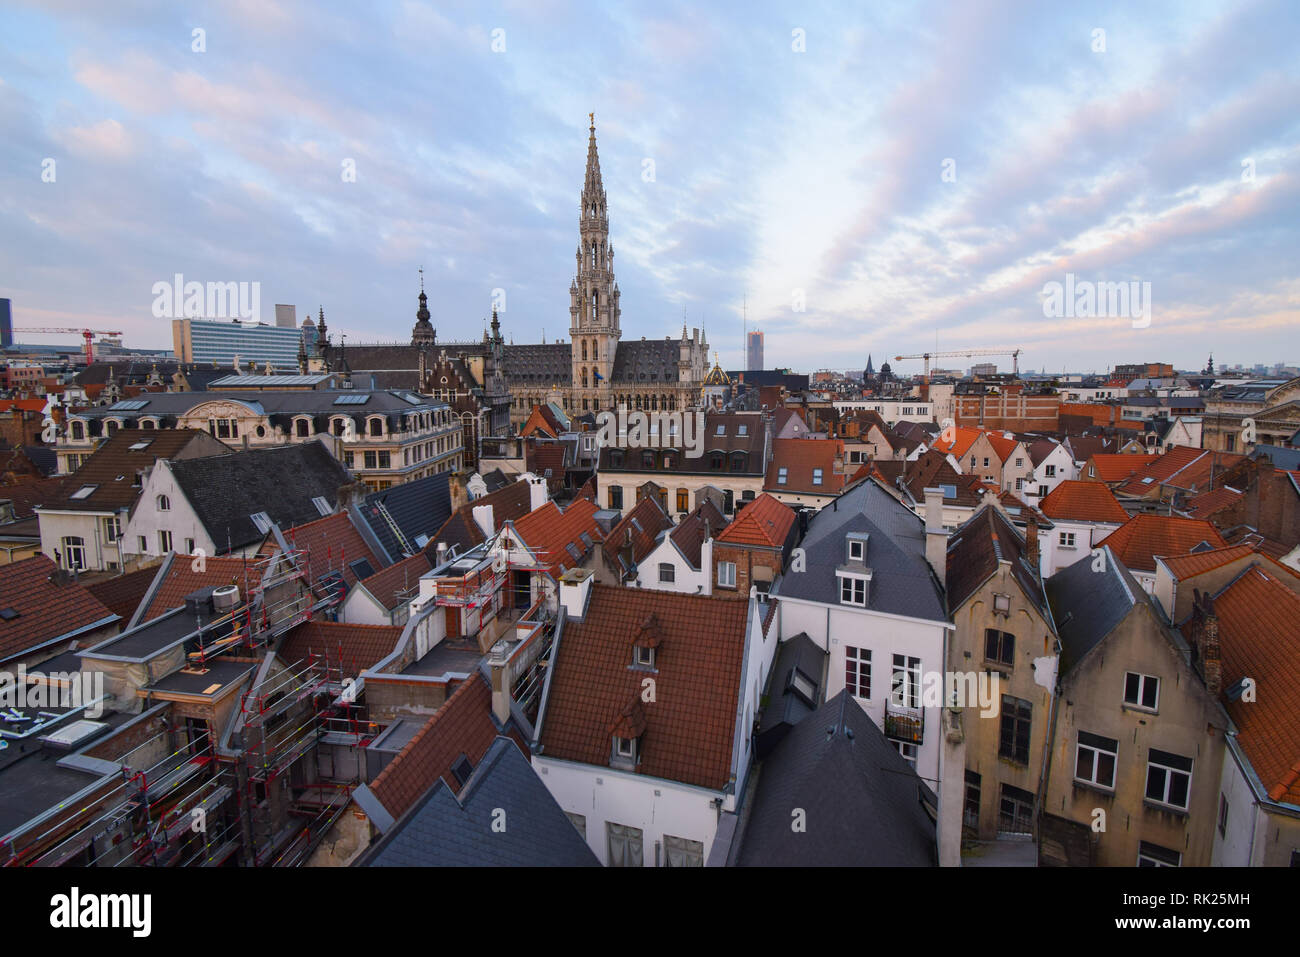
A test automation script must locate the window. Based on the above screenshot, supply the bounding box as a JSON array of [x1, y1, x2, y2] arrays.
[[777, 466, 788, 485], [607, 823, 643, 867], [157, 494, 170, 511], [1015, 458, 1024, 467], [608, 486, 623, 509], [663, 834, 704, 868], [184, 538, 195, 554], [634, 645, 655, 669], [993, 593, 1011, 615], [983, 457, 990, 468], [71, 421, 85, 440], [848, 538, 865, 561], [676, 489, 689, 513], [718, 561, 737, 588], [103, 516, 121, 543], [1218, 794, 1229, 838], [565, 812, 587, 841], [1124, 672, 1159, 711], [1045, 464, 1056, 477], [839, 575, 866, 606], [812, 468, 823, 486], [1059, 531, 1076, 547], [1038, 484, 1049, 498], [998, 783, 1035, 833], [891, 655, 921, 709], [641, 450, 656, 468], [364, 451, 377, 469], [70, 484, 97, 500], [295, 418, 310, 437], [1145, 749, 1192, 810], [1075, 731, 1118, 789], [377, 451, 391, 469], [893, 740, 919, 767], [845, 647, 871, 699], [964, 771, 982, 831], [137, 535, 147, 553], [985, 629, 1014, 666], [60, 536, 86, 571], [159, 530, 173, 553], [658, 562, 675, 583], [999, 696, 1032, 764], [715, 424, 725, 436], [614, 736, 636, 759], [1137, 841, 1181, 867], [710, 451, 723, 470], [737, 425, 748, 436]]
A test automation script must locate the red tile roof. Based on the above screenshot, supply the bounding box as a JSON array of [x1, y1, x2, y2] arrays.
[[139, 555, 252, 623], [1096, 513, 1228, 573], [1210, 567, 1300, 804], [39, 428, 217, 513], [1083, 452, 1160, 483], [276, 619, 403, 677], [511, 497, 604, 577], [428, 477, 534, 553], [0, 555, 117, 663], [604, 496, 671, 573], [1182, 485, 1244, 519], [1159, 544, 1299, 583], [368, 673, 521, 819], [764, 438, 847, 495], [538, 585, 750, 789], [0, 478, 68, 519], [668, 500, 727, 569], [1115, 447, 1247, 497], [85, 564, 161, 622], [929, 426, 983, 460], [283, 512, 384, 590], [356, 552, 431, 611], [715, 493, 795, 549], [1038, 480, 1131, 524]]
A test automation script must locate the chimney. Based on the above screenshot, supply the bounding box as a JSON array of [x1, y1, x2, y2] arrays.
[[526, 473, 548, 512], [471, 503, 495, 539], [1201, 595, 1221, 697], [1025, 512, 1040, 570], [448, 472, 470, 512], [923, 487, 946, 585], [558, 568, 594, 620], [487, 640, 512, 725]]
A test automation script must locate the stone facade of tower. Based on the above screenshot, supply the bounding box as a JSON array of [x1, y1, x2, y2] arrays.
[[569, 118, 621, 410]]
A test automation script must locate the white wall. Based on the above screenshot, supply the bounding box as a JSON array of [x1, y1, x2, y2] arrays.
[[632, 537, 712, 595], [121, 461, 216, 562], [1212, 739, 1262, 866], [1038, 520, 1122, 578], [777, 596, 949, 785]]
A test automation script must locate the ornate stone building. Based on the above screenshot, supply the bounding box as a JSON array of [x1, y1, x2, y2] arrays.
[[311, 118, 710, 436]]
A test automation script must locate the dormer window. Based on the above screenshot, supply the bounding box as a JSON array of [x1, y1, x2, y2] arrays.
[[849, 539, 864, 562], [635, 645, 655, 669], [614, 737, 636, 759]]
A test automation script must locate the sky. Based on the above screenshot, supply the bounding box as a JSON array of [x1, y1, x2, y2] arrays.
[[1, 0, 1296, 377]]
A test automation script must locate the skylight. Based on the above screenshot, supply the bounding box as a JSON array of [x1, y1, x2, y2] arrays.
[[249, 512, 273, 533], [333, 393, 370, 405], [70, 485, 98, 500]]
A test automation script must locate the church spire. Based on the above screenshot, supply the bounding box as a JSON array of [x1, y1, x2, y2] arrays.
[[412, 266, 435, 346], [570, 115, 620, 339]]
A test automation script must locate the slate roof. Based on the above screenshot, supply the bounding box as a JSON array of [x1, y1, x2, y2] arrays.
[[597, 412, 767, 476], [0, 555, 118, 663], [170, 442, 353, 551], [756, 632, 827, 738], [0, 479, 68, 519], [368, 673, 511, 820], [765, 439, 847, 495], [668, 499, 727, 569], [364, 736, 598, 867], [610, 337, 685, 384], [1045, 546, 1145, 674], [1203, 566, 1300, 805], [715, 492, 795, 549], [276, 620, 403, 677], [946, 505, 1047, 615], [774, 480, 947, 624], [736, 691, 937, 866], [537, 584, 750, 790], [71, 388, 448, 427], [1038, 480, 1131, 524], [282, 511, 385, 591], [358, 472, 453, 559], [502, 343, 572, 385], [1096, 513, 1228, 574], [39, 428, 217, 513]]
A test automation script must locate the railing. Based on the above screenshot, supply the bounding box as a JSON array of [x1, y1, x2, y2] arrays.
[[884, 700, 924, 745]]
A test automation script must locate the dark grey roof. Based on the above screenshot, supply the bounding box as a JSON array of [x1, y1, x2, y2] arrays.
[[736, 691, 937, 866], [1045, 544, 1143, 674], [168, 442, 353, 550], [363, 737, 599, 867], [72, 388, 447, 422], [1254, 444, 1300, 471], [359, 472, 453, 558], [503, 343, 571, 385], [18, 445, 56, 476], [756, 633, 827, 748], [480, 468, 510, 492], [772, 479, 947, 623], [610, 338, 682, 385]]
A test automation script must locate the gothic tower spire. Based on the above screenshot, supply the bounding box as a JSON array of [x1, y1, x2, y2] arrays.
[[412, 266, 435, 346], [571, 114, 620, 412]]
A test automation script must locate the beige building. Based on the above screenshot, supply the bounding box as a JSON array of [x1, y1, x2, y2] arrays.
[[1202, 376, 1300, 453], [946, 505, 1058, 843], [1039, 547, 1227, 866]]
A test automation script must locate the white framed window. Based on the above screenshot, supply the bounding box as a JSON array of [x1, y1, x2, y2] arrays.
[[1145, 750, 1192, 810], [103, 516, 121, 543], [893, 740, 919, 767], [845, 647, 871, 699], [1045, 464, 1056, 477], [565, 812, 586, 841], [1074, 731, 1118, 789], [60, 536, 86, 571], [777, 466, 788, 485], [157, 494, 170, 511], [717, 561, 736, 588], [839, 575, 867, 606], [1124, 672, 1160, 711], [137, 535, 147, 553], [158, 530, 173, 553], [607, 822, 643, 867], [812, 467, 823, 486], [1137, 841, 1181, 867], [634, 645, 655, 669], [658, 562, 675, 583], [891, 655, 921, 709], [614, 736, 636, 758], [1059, 531, 1076, 547], [663, 834, 704, 868], [848, 539, 865, 562], [184, 538, 195, 554]]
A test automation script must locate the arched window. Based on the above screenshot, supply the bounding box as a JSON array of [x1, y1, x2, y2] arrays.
[[157, 494, 171, 511], [368, 417, 383, 437], [106, 419, 119, 436], [332, 418, 346, 437], [71, 420, 85, 440], [591, 291, 597, 321], [141, 419, 156, 430], [295, 418, 310, 437], [581, 340, 588, 361], [581, 368, 588, 389], [730, 451, 747, 471]]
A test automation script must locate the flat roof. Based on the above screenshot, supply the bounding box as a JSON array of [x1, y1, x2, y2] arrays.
[[144, 660, 256, 698], [400, 639, 482, 678]]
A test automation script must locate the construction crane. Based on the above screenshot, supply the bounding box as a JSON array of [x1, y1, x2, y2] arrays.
[[13, 327, 125, 364], [894, 348, 1022, 380]]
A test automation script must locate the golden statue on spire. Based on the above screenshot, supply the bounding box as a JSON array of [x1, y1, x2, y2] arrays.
[[589, 112, 595, 127]]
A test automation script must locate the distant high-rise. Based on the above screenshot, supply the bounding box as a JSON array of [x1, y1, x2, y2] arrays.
[[0, 298, 11, 348], [275, 304, 297, 328], [746, 330, 764, 371]]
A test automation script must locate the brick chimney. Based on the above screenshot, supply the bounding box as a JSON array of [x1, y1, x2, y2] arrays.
[[1024, 513, 1039, 570], [1201, 593, 1221, 697]]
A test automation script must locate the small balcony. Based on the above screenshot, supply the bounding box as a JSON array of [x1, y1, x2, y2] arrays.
[[884, 700, 924, 745]]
